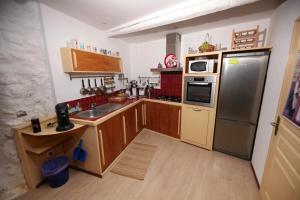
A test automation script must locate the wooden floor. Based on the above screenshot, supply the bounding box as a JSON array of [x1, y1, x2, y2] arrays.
[[18, 129, 260, 200]]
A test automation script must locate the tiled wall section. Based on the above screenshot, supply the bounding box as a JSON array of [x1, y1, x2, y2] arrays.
[[65, 92, 118, 111], [65, 72, 183, 108], [153, 72, 182, 97]]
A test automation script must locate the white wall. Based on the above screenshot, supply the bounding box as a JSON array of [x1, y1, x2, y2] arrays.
[[129, 19, 270, 80], [40, 4, 131, 103], [181, 19, 269, 59], [129, 38, 165, 80], [252, 0, 300, 184]]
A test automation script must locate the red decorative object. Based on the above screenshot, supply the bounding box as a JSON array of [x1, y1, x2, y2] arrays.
[[164, 54, 177, 68]]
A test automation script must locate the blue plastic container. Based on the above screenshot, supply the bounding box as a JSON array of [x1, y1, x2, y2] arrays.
[[42, 156, 69, 188]]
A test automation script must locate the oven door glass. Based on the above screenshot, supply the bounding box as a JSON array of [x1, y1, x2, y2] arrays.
[[186, 82, 212, 103]]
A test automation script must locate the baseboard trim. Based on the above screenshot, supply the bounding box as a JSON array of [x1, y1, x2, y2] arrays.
[[250, 162, 260, 189]]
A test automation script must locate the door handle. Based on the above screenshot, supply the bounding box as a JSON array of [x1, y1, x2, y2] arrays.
[[270, 116, 280, 136]]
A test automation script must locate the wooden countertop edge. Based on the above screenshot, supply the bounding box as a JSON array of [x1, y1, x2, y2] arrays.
[[13, 98, 186, 132], [13, 114, 57, 131], [20, 123, 86, 137]]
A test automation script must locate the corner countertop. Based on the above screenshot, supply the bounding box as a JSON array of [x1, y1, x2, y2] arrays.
[[70, 97, 182, 126]]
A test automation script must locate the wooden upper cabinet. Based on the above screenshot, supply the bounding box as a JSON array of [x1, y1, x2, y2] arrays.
[[97, 114, 124, 172], [60, 47, 123, 74]]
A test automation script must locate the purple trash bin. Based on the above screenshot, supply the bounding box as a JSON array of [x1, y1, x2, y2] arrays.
[[42, 156, 69, 188]]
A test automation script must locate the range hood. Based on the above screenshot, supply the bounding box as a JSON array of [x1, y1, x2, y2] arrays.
[[151, 32, 182, 72], [166, 32, 181, 66]]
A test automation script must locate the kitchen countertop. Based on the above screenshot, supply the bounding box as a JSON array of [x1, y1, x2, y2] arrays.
[[70, 97, 182, 126]]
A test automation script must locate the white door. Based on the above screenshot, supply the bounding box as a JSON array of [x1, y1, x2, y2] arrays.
[[260, 19, 300, 200]]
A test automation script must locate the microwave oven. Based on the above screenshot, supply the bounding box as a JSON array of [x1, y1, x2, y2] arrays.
[[188, 59, 215, 73]]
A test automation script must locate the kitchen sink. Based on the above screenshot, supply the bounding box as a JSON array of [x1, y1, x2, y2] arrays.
[[75, 103, 124, 119]]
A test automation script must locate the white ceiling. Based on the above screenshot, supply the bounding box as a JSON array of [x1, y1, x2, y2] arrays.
[[40, 0, 188, 30], [40, 0, 283, 38]]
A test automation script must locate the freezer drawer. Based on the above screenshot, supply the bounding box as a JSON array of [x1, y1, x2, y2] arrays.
[[213, 119, 256, 160]]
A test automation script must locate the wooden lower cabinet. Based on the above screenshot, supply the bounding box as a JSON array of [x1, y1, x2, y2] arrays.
[[145, 101, 181, 138], [97, 114, 124, 172], [135, 102, 144, 132], [122, 106, 137, 146], [145, 101, 161, 132], [181, 105, 215, 150]]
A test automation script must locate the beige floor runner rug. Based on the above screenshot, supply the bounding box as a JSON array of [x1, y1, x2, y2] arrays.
[[111, 142, 157, 180]]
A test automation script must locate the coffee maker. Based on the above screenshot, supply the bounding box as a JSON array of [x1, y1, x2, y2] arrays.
[[128, 80, 140, 98], [55, 103, 74, 132]]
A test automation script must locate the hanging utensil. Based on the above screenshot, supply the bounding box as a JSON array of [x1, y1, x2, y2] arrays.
[[99, 78, 107, 94], [80, 79, 88, 95], [86, 79, 94, 95], [93, 79, 102, 95]]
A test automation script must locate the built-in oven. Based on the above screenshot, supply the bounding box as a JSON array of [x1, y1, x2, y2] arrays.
[[183, 76, 217, 107]]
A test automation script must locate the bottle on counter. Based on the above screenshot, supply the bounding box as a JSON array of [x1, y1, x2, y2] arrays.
[[31, 117, 41, 133]]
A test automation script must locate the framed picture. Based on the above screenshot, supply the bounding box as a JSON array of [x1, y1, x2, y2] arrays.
[[283, 53, 300, 127]]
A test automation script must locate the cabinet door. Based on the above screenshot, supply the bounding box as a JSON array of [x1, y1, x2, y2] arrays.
[[123, 107, 136, 146], [97, 114, 124, 171], [181, 106, 209, 146], [160, 104, 181, 138], [145, 102, 160, 132], [135, 103, 144, 132], [71, 49, 121, 72]]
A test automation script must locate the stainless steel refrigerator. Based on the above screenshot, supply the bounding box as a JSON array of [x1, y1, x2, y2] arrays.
[[213, 51, 270, 160]]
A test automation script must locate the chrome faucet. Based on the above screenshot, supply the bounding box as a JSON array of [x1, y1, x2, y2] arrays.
[[90, 103, 97, 109]]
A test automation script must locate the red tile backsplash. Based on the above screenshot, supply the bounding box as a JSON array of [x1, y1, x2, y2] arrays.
[[153, 72, 182, 97], [65, 91, 118, 111], [65, 72, 182, 110]]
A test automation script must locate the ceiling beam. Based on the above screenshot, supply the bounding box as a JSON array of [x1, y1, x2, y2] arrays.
[[107, 0, 259, 37]]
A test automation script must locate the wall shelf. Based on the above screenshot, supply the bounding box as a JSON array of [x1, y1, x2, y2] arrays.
[[26, 136, 73, 155], [150, 68, 183, 72]]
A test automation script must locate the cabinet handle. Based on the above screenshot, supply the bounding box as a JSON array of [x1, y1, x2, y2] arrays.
[[72, 51, 78, 69], [122, 116, 127, 145], [98, 129, 105, 165], [193, 108, 202, 112], [144, 104, 147, 126], [135, 108, 138, 132], [178, 109, 181, 136]]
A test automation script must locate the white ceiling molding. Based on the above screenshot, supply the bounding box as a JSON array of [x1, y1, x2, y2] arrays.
[[107, 0, 259, 37]]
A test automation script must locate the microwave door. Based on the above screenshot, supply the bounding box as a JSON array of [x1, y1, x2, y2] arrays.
[[190, 62, 207, 72]]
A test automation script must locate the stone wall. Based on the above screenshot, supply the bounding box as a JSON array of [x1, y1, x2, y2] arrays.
[[0, 0, 56, 199]]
